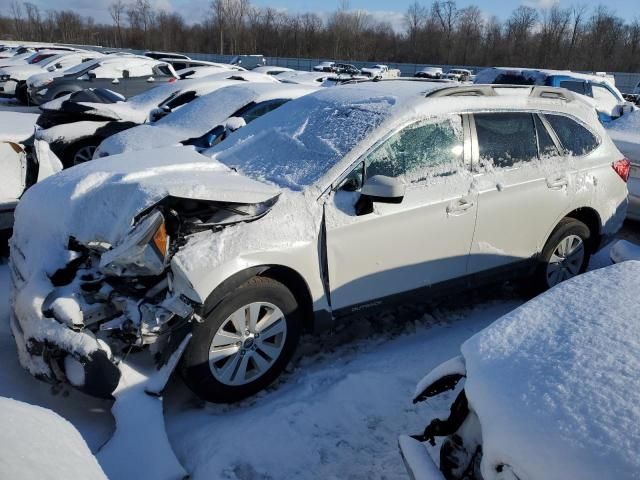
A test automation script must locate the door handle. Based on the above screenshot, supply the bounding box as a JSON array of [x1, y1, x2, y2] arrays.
[[446, 199, 475, 215], [546, 176, 568, 189]]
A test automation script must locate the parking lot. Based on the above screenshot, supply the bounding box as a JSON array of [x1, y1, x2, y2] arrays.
[[1, 40, 640, 480]]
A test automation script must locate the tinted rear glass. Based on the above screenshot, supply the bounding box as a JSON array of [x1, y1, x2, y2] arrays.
[[544, 114, 599, 156]]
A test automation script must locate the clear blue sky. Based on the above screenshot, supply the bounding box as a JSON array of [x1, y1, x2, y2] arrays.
[[7, 0, 640, 28]]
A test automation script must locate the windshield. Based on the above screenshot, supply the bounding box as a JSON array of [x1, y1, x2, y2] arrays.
[[64, 59, 99, 75], [208, 89, 396, 190]]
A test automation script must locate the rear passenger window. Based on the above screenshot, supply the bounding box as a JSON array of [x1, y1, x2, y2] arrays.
[[544, 115, 599, 156], [475, 113, 538, 168], [364, 116, 464, 181], [534, 115, 560, 158], [559, 80, 587, 95]]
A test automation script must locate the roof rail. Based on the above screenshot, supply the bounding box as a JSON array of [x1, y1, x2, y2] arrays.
[[425, 84, 576, 102]]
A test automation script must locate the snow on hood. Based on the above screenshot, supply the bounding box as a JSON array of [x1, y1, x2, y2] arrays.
[[605, 110, 640, 163], [13, 146, 279, 276], [0, 112, 38, 143], [0, 63, 43, 79], [96, 83, 316, 157], [0, 397, 107, 480], [461, 261, 640, 480]]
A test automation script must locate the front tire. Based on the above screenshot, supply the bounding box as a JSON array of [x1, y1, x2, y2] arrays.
[[15, 82, 29, 105], [533, 218, 591, 292], [181, 276, 302, 403]]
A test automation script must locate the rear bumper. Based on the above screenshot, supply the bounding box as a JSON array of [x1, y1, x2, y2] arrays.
[[627, 176, 640, 221]]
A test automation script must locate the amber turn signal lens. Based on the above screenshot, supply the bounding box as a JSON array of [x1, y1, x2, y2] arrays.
[[152, 222, 168, 257]]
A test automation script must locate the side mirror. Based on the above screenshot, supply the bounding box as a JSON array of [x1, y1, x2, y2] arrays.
[[122, 70, 130, 79], [361, 175, 405, 203], [87, 71, 96, 80], [224, 116, 246, 133], [355, 175, 405, 216]]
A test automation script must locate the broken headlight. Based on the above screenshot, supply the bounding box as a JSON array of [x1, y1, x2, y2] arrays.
[[99, 209, 169, 277]]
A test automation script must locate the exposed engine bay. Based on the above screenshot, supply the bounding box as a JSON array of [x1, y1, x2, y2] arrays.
[[11, 194, 278, 398]]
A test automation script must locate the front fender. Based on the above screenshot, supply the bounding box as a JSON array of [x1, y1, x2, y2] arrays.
[[170, 242, 329, 313]]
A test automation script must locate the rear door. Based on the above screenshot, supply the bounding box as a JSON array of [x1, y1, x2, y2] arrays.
[[468, 112, 574, 274], [0, 142, 27, 230], [324, 114, 478, 311]]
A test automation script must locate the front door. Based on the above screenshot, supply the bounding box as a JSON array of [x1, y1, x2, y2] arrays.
[[324, 115, 478, 312]]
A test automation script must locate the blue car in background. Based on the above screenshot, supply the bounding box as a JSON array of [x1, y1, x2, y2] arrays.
[[475, 67, 634, 123]]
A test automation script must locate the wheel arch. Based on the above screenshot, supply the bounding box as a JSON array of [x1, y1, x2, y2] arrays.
[[543, 206, 602, 254], [202, 264, 316, 333], [563, 207, 602, 252]]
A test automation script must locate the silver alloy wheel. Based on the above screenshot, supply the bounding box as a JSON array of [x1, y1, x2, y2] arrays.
[[208, 301, 287, 386], [546, 234, 585, 287], [73, 145, 96, 165]]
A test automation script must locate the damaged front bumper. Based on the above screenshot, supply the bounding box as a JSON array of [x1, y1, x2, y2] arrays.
[[9, 237, 200, 399]]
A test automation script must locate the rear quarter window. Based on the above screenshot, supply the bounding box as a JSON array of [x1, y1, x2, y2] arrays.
[[544, 114, 599, 157]]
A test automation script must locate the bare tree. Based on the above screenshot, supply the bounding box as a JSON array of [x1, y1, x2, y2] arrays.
[[109, 0, 126, 47]]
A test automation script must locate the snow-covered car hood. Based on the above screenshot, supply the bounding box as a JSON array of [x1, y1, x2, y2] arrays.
[[0, 63, 43, 80], [13, 146, 280, 275]]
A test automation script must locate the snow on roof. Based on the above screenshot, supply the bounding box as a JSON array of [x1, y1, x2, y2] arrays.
[[605, 110, 640, 163], [202, 81, 459, 190], [0, 112, 38, 143], [461, 261, 640, 480], [98, 82, 317, 155], [0, 397, 107, 479]]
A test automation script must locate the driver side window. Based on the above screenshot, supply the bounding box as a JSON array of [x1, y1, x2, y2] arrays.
[[363, 116, 464, 183]]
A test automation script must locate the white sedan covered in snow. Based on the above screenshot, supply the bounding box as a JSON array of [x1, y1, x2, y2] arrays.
[[93, 82, 318, 157], [401, 261, 640, 480], [9, 82, 627, 404]]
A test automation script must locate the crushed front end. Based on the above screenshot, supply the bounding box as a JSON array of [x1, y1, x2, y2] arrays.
[[9, 195, 276, 398]]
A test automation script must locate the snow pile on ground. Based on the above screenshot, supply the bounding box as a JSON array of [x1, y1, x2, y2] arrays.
[[166, 300, 518, 480], [610, 239, 640, 263], [462, 261, 640, 480], [0, 396, 107, 479], [97, 360, 187, 480], [606, 110, 640, 162]]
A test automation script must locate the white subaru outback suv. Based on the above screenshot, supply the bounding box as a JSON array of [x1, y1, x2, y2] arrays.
[[9, 81, 629, 402]]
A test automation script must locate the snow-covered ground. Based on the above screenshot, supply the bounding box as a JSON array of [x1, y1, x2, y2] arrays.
[[0, 221, 637, 478]]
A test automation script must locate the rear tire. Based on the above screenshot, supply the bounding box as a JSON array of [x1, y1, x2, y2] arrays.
[[15, 82, 28, 105], [181, 276, 302, 403], [533, 218, 591, 292]]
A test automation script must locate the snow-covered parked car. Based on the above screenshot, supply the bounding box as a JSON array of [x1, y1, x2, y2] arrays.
[[27, 55, 178, 105], [414, 67, 443, 79], [0, 397, 107, 479], [444, 68, 473, 82], [94, 82, 318, 157], [230, 54, 266, 69], [277, 71, 334, 86], [35, 71, 278, 166], [400, 261, 640, 480], [361, 64, 401, 80], [251, 66, 295, 76], [605, 110, 640, 220], [0, 112, 60, 238], [9, 82, 627, 402], [313, 61, 336, 72], [0, 51, 102, 104], [176, 63, 246, 79], [475, 67, 634, 123]]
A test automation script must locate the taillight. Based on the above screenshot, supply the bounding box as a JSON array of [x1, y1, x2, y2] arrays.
[[613, 158, 631, 182]]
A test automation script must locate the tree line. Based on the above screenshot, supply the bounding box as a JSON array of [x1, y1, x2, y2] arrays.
[[1, 0, 640, 73]]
